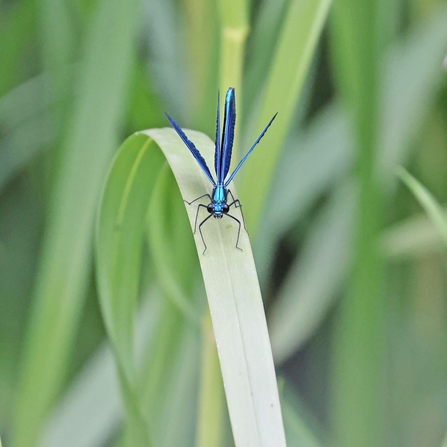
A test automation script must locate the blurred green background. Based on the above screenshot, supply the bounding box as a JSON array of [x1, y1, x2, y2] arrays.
[[1, 0, 447, 446]]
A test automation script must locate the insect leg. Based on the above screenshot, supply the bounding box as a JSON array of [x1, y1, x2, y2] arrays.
[[184, 193, 212, 206], [226, 189, 239, 207], [193, 204, 209, 234], [226, 213, 243, 251], [198, 213, 214, 254], [227, 197, 247, 232]]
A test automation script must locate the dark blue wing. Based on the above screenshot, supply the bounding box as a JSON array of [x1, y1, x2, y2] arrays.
[[225, 112, 277, 187], [213, 91, 221, 180], [165, 112, 216, 186], [219, 88, 236, 184]]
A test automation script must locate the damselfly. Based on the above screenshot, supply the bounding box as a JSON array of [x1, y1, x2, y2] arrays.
[[165, 87, 277, 253]]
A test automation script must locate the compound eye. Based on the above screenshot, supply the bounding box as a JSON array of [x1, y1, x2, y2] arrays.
[[223, 204, 230, 214], [207, 204, 214, 214]]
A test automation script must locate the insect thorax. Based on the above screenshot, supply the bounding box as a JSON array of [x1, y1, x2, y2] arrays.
[[211, 185, 227, 203], [209, 185, 228, 217]]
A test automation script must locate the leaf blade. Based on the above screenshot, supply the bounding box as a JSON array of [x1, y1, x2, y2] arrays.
[[144, 128, 287, 447]]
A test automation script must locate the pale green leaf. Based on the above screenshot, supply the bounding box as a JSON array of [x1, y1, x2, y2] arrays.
[[144, 128, 287, 447], [97, 127, 286, 447]]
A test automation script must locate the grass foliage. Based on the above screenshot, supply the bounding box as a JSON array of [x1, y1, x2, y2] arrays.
[[1, 0, 447, 446]]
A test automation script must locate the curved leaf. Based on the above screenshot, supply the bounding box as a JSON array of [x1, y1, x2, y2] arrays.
[[96, 127, 286, 447], [145, 128, 287, 447]]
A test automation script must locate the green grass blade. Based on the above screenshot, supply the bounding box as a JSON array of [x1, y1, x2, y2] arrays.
[[96, 134, 166, 446], [96, 136, 163, 365], [146, 166, 200, 322], [397, 167, 447, 246], [11, 1, 141, 445], [142, 168, 202, 445], [144, 127, 286, 447], [238, 0, 332, 230], [100, 127, 286, 446], [217, 0, 248, 100], [140, 162, 202, 444]]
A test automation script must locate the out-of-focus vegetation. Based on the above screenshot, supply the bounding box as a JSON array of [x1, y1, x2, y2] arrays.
[[1, 0, 447, 446]]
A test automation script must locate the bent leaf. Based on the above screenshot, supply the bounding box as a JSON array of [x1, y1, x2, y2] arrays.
[[96, 128, 286, 447]]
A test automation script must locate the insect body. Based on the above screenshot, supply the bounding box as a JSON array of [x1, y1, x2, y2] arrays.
[[165, 87, 277, 253]]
